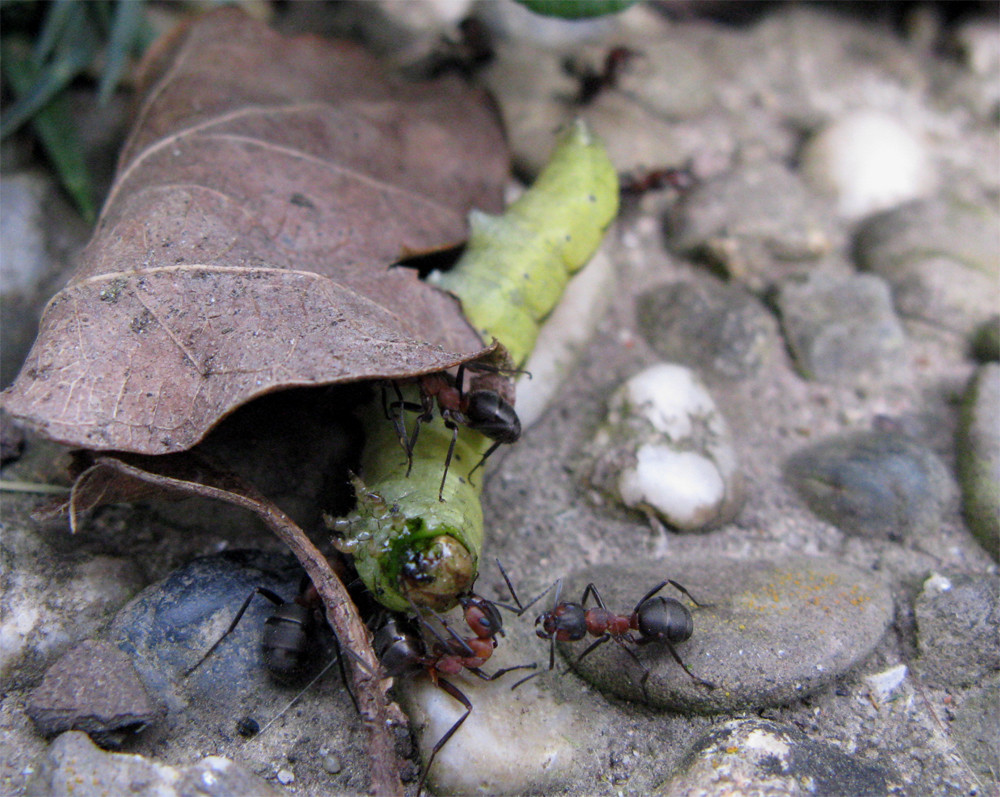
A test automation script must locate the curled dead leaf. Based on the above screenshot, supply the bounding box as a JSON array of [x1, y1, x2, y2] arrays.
[[2, 7, 509, 455]]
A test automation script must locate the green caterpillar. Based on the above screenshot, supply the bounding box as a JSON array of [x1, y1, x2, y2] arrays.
[[331, 121, 618, 612]]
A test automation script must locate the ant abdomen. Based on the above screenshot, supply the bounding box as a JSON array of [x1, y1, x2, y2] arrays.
[[465, 390, 521, 444], [262, 602, 314, 676], [633, 597, 693, 644]]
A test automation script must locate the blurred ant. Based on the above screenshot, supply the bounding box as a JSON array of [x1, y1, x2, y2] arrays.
[[384, 359, 523, 501], [619, 165, 697, 197], [377, 566, 535, 795], [513, 579, 716, 697], [565, 45, 641, 105]]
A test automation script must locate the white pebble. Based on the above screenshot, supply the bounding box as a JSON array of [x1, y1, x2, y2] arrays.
[[402, 665, 577, 794], [800, 109, 934, 219], [588, 363, 743, 530], [618, 445, 725, 528]]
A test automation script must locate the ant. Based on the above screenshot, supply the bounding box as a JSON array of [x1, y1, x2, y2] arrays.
[[619, 165, 697, 197], [384, 359, 522, 501], [185, 578, 358, 710], [376, 570, 536, 795], [565, 45, 641, 105], [513, 579, 716, 698]]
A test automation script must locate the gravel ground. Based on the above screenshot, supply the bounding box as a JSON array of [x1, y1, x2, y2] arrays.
[[2, 2, 998, 797]]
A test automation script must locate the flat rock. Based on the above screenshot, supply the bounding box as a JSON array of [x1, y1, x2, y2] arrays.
[[784, 429, 954, 540], [27, 639, 161, 747]]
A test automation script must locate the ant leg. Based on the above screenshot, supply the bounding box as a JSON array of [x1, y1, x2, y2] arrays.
[[633, 581, 669, 613], [666, 579, 714, 609], [438, 419, 460, 502], [417, 677, 471, 797], [575, 633, 611, 664], [185, 587, 285, 676], [466, 440, 502, 484], [492, 561, 556, 616], [510, 669, 543, 690], [580, 583, 610, 610], [330, 634, 360, 714], [635, 637, 715, 689], [466, 662, 537, 681]]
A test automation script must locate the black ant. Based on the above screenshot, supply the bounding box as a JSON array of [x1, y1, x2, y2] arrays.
[[514, 579, 716, 697], [384, 359, 522, 501], [376, 578, 536, 796], [185, 578, 357, 710]]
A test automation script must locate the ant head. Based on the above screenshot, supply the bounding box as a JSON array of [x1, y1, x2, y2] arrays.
[[460, 595, 504, 639], [635, 596, 693, 643], [535, 602, 587, 641]]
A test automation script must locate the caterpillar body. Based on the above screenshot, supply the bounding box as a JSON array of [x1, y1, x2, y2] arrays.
[[332, 121, 618, 612]]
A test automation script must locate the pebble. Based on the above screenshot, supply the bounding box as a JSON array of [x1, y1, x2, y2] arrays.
[[398, 617, 580, 795], [654, 718, 891, 797], [914, 572, 1000, 688], [586, 364, 744, 531], [667, 161, 835, 291], [784, 429, 954, 540], [24, 731, 286, 797], [800, 109, 934, 219], [949, 678, 1000, 789], [0, 550, 146, 684], [774, 272, 907, 384], [854, 196, 1000, 338], [635, 276, 779, 380], [107, 550, 331, 713], [956, 363, 1000, 558], [553, 557, 893, 712], [26, 639, 161, 747]]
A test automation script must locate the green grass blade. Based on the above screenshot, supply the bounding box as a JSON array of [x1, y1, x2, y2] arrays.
[[0, 30, 95, 139], [98, 0, 145, 105], [1, 38, 96, 221]]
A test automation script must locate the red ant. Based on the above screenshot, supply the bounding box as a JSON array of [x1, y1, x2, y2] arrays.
[[566, 45, 641, 105], [513, 579, 715, 697], [384, 359, 522, 501], [619, 165, 697, 197], [377, 567, 535, 795]]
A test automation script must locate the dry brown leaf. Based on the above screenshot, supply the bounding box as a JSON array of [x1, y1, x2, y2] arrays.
[[2, 8, 509, 455]]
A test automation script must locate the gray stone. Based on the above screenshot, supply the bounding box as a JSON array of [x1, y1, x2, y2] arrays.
[[854, 196, 1000, 338], [957, 363, 1000, 559], [635, 276, 779, 380], [775, 272, 907, 384], [24, 730, 288, 797], [914, 572, 1000, 688], [554, 557, 893, 712], [655, 719, 891, 797], [949, 676, 1000, 790], [26, 639, 161, 747], [784, 430, 954, 540], [667, 161, 835, 291]]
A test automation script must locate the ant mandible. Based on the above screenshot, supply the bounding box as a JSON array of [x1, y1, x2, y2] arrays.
[[376, 579, 535, 795], [514, 579, 716, 697], [384, 359, 522, 501]]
